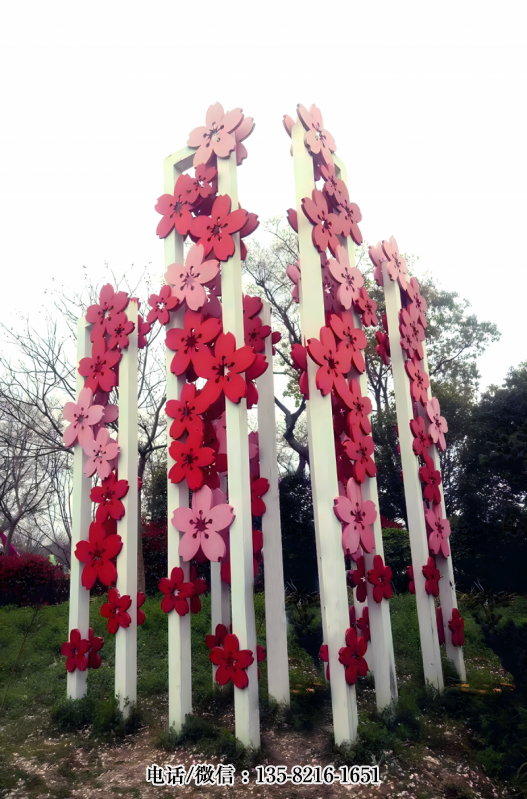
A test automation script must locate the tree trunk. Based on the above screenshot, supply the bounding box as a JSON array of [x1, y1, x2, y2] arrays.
[[137, 454, 147, 594]]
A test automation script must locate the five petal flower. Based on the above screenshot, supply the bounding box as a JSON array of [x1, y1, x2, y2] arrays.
[[74, 520, 123, 589], [301, 189, 342, 256], [333, 478, 376, 554], [209, 633, 254, 689], [327, 246, 364, 309], [78, 338, 121, 394], [90, 472, 129, 523], [338, 627, 369, 685], [297, 103, 337, 165], [165, 244, 220, 312], [425, 505, 451, 557], [195, 332, 256, 405], [159, 567, 195, 615], [61, 629, 89, 672], [367, 555, 393, 603], [426, 397, 448, 452], [307, 326, 351, 399], [82, 427, 119, 480], [172, 484, 234, 562], [187, 103, 244, 167], [190, 195, 248, 262], [100, 588, 132, 634], [448, 609, 465, 646], [168, 429, 216, 490], [63, 387, 104, 447]]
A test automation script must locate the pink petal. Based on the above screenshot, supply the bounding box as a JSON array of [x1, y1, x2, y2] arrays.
[[171, 506, 195, 535]]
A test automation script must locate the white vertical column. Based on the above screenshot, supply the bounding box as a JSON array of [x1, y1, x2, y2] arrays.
[[420, 344, 466, 681], [163, 147, 194, 732], [383, 267, 444, 690], [115, 300, 139, 715], [67, 318, 93, 700], [333, 155, 398, 709], [256, 301, 290, 706], [292, 119, 357, 744], [217, 152, 260, 749]]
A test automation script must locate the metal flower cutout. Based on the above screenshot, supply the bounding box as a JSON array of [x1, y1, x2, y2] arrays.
[[346, 379, 373, 435], [367, 555, 393, 603], [329, 312, 367, 374], [100, 588, 132, 634], [348, 555, 367, 602], [74, 520, 123, 589], [107, 313, 135, 351], [422, 557, 441, 597], [159, 567, 195, 616], [354, 287, 379, 327], [82, 427, 119, 480], [425, 505, 451, 557], [409, 416, 433, 457], [90, 473, 129, 523], [86, 284, 129, 341], [172, 484, 234, 562], [251, 477, 270, 517], [419, 454, 443, 505], [86, 627, 104, 669], [338, 628, 369, 685], [187, 103, 244, 167], [164, 244, 220, 312], [405, 361, 430, 406], [375, 331, 391, 366], [343, 426, 377, 484], [425, 398, 448, 452], [209, 633, 254, 689], [166, 310, 222, 377], [291, 343, 309, 399], [61, 629, 89, 673], [327, 246, 364, 309], [137, 592, 146, 626], [78, 339, 121, 394], [195, 332, 256, 405], [320, 162, 348, 207], [382, 236, 408, 290], [168, 429, 216, 490], [301, 189, 342, 256], [333, 477, 376, 554], [336, 198, 363, 246], [307, 326, 351, 400], [165, 382, 209, 441], [155, 174, 199, 239], [448, 609, 465, 647], [146, 285, 180, 326], [190, 195, 248, 262], [297, 103, 337, 165], [63, 387, 104, 448], [206, 623, 228, 651], [406, 277, 428, 328]]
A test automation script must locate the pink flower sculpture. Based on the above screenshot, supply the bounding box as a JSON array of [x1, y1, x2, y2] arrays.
[[137, 592, 146, 626], [63, 387, 104, 447], [368, 243, 386, 287], [382, 236, 408, 290], [425, 505, 451, 557], [409, 417, 433, 457], [348, 555, 367, 602], [159, 567, 195, 616], [196, 332, 256, 405], [333, 477, 376, 554], [78, 339, 120, 394], [448, 609, 465, 647], [419, 455, 443, 505], [166, 310, 222, 377], [301, 189, 342, 256], [336, 198, 363, 246], [437, 607, 446, 645], [61, 629, 89, 673], [82, 427, 119, 480], [206, 623, 228, 650], [375, 331, 391, 366], [251, 477, 270, 517], [86, 627, 104, 669], [100, 588, 132, 634], [407, 564, 415, 594], [90, 473, 129, 523], [405, 361, 430, 406], [319, 644, 330, 680], [400, 304, 426, 346], [147, 285, 180, 326], [329, 312, 367, 374], [166, 383, 208, 441], [107, 313, 135, 351], [343, 426, 377, 484], [244, 316, 271, 353], [346, 379, 373, 435], [291, 343, 309, 399], [190, 195, 248, 262], [338, 628, 369, 685], [422, 557, 441, 597], [307, 326, 351, 399], [155, 174, 198, 239], [320, 162, 348, 207], [209, 633, 254, 689], [354, 287, 379, 327], [297, 103, 336, 165], [165, 244, 220, 312], [327, 246, 364, 309], [74, 520, 122, 589], [168, 429, 216, 491], [172, 484, 233, 562], [367, 555, 393, 603], [86, 284, 129, 341], [187, 103, 244, 167], [426, 398, 448, 452], [406, 277, 428, 328], [234, 115, 255, 165]]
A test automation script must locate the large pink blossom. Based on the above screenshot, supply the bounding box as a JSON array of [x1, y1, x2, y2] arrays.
[[327, 246, 364, 309], [426, 397, 448, 452], [63, 387, 104, 447], [307, 326, 351, 400], [301, 189, 342, 256], [165, 244, 220, 312], [297, 103, 336, 165], [82, 427, 119, 480], [187, 103, 244, 167], [425, 505, 451, 557], [190, 195, 248, 262], [333, 478, 376, 555], [172, 484, 234, 562], [382, 236, 408, 290]]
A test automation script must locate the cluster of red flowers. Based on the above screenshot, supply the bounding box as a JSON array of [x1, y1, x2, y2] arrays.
[[369, 241, 464, 647]]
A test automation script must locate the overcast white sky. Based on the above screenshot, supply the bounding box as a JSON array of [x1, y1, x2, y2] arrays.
[[1, 0, 526, 392]]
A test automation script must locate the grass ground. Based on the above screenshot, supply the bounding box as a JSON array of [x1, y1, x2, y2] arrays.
[[0, 591, 526, 798]]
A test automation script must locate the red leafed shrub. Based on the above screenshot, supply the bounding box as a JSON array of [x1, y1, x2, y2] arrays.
[[142, 520, 167, 595], [0, 553, 70, 607]]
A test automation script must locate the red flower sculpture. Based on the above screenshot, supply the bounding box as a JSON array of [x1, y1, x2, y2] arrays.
[[164, 244, 220, 312], [375, 331, 391, 366], [90, 473, 129, 523], [172, 484, 233, 562], [319, 643, 330, 680], [346, 379, 373, 435], [406, 277, 428, 328], [448, 609, 465, 647], [100, 588, 132, 634], [297, 103, 336, 165], [400, 304, 426, 346], [166, 310, 222, 377], [209, 633, 254, 689], [329, 312, 367, 374], [63, 387, 104, 448], [338, 628, 368, 685], [86, 627, 104, 669], [425, 505, 451, 557], [168, 429, 216, 490], [333, 478, 376, 554], [367, 555, 393, 603], [321, 162, 348, 207], [407, 564, 415, 594], [78, 339, 120, 394], [155, 174, 198, 239], [147, 285, 180, 326], [301, 189, 342, 256], [107, 313, 135, 351], [137, 592, 146, 626], [307, 326, 351, 399], [422, 557, 441, 597], [196, 332, 256, 405], [336, 199, 363, 246], [86, 284, 129, 340], [327, 246, 364, 309], [165, 382, 209, 441], [354, 287, 379, 327], [251, 477, 270, 517], [405, 361, 430, 406], [343, 426, 377, 484], [348, 555, 367, 602], [187, 103, 244, 167], [190, 195, 248, 262], [357, 607, 370, 641], [409, 417, 433, 457], [74, 520, 123, 589], [159, 567, 195, 616], [244, 316, 271, 353], [61, 629, 89, 672], [82, 427, 119, 480], [382, 236, 408, 290], [419, 455, 442, 504], [206, 623, 228, 650], [425, 398, 448, 452]]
